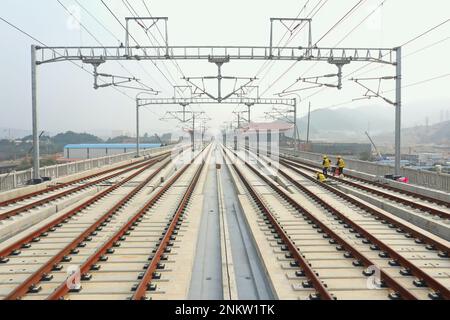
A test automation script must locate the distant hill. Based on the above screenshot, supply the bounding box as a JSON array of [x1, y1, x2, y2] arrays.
[[280, 104, 394, 142], [374, 121, 450, 146]]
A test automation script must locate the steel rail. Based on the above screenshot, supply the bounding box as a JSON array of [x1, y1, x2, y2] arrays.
[[45, 145, 210, 300], [223, 147, 334, 300], [4, 156, 173, 300], [0, 152, 170, 221], [280, 159, 450, 255], [0, 156, 151, 208], [229, 148, 419, 300], [0, 155, 167, 265], [282, 158, 450, 219], [279, 160, 450, 300], [281, 154, 450, 210], [131, 147, 210, 300]]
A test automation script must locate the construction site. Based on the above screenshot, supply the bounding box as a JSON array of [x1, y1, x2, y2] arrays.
[[0, 0, 449, 309]]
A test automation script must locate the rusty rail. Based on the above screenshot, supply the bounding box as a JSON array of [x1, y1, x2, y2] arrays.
[[0, 156, 167, 266], [0, 153, 169, 208], [223, 147, 334, 300], [282, 158, 450, 220], [131, 149, 209, 300], [0, 152, 170, 221], [3, 157, 171, 300], [281, 155, 450, 210], [279, 160, 450, 300]]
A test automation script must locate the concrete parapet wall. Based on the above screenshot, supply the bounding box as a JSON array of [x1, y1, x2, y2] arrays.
[[0, 145, 173, 195]]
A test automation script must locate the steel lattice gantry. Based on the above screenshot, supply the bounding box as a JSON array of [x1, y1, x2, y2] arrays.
[[35, 46, 396, 65], [30, 42, 401, 181]]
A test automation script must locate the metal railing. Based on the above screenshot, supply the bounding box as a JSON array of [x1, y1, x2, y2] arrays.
[[0, 146, 173, 193]]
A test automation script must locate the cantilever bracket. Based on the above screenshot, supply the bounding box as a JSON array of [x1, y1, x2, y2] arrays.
[[350, 76, 397, 106], [82, 58, 157, 93]]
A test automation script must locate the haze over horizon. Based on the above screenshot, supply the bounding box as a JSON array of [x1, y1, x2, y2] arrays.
[[1, 0, 449, 139]]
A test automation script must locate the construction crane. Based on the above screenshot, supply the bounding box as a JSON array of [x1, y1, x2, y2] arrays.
[[154, 134, 167, 147], [365, 131, 384, 160]]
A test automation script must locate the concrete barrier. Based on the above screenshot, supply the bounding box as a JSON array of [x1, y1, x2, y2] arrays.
[[0, 145, 174, 194]]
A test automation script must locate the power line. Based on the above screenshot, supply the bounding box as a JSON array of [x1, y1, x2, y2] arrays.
[[303, 18, 450, 101], [124, 0, 201, 116], [256, 0, 328, 87], [140, 0, 187, 79], [314, 0, 366, 46], [284, 0, 387, 93], [100, 0, 176, 93], [121, 0, 181, 88], [382, 72, 450, 93], [73, 0, 121, 43], [73, 0, 164, 92], [57, 0, 156, 93], [400, 18, 450, 47], [262, 0, 372, 96], [253, 0, 312, 79], [310, 71, 450, 111], [0, 14, 134, 101]]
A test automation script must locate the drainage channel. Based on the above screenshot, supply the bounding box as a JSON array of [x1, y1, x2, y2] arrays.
[[218, 148, 274, 300], [188, 150, 223, 300]]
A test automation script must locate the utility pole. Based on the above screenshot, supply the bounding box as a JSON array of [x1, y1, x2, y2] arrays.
[[135, 99, 140, 157], [31, 45, 40, 182], [160, 109, 209, 153], [135, 92, 159, 157], [306, 102, 311, 144], [395, 47, 402, 176], [192, 113, 195, 152], [293, 98, 298, 151]]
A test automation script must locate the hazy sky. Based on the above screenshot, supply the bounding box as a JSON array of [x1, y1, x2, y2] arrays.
[[1, 0, 449, 137]]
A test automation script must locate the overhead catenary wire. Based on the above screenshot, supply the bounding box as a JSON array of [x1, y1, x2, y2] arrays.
[[140, 0, 187, 79], [281, 0, 387, 94], [313, 0, 366, 46], [121, 0, 208, 118], [73, 0, 164, 92], [261, 0, 374, 97], [121, 0, 181, 88], [303, 18, 450, 102], [255, 0, 329, 94], [0, 14, 135, 101], [57, 0, 157, 93], [100, 0, 177, 94], [253, 0, 312, 79], [308, 71, 450, 111]]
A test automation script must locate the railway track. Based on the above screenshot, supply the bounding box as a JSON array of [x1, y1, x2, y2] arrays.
[[280, 155, 450, 220], [0, 152, 171, 222], [225, 147, 450, 300], [278, 158, 450, 240], [0, 145, 210, 300]]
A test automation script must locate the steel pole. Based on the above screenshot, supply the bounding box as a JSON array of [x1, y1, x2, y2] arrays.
[[394, 47, 402, 175], [165, 18, 169, 57], [125, 19, 130, 56], [31, 45, 40, 181], [192, 113, 195, 152], [294, 98, 298, 152], [136, 101, 140, 157], [306, 102, 311, 144]]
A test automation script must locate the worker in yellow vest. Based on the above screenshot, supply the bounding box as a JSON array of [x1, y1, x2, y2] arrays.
[[336, 156, 345, 177], [322, 155, 331, 177], [316, 172, 327, 183]]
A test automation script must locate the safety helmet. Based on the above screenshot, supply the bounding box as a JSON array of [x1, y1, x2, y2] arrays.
[[323, 155, 327, 159], [337, 156, 341, 159]]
